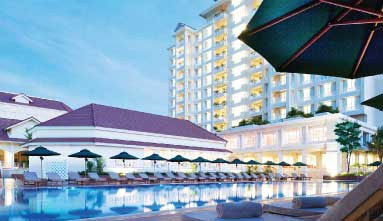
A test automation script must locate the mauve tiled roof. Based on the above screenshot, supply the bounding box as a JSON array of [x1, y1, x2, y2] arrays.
[[0, 118, 26, 142], [0, 91, 72, 112], [39, 104, 226, 142], [27, 138, 231, 153]]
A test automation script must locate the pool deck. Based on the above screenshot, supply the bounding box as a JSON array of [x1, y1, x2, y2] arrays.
[[83, 192, 346, 221]]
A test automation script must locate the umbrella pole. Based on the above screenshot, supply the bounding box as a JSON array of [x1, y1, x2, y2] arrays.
[[85, 158, 88, 175], [40, 156, 44, 178]]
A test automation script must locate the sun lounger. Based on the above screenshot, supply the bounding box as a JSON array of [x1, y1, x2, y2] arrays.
[[88, 172, 108, 184], [241, 172, 252, 180], [226, 172, 238, 181], [166, 172, 184, 182], [154, 172, 171, 182], [108, 172, 127, 184], [258, 173, 267, 181], [199, 172, 215, 181], [282, 173, 290, 180], [178, 172, 194, 182], [68, 172, 90, 185], [218, 172, 230, 181], [46, 172, 65, 185], [300, 174, 311, 180], [250, 173, 259, 181], [267, 173, 275, 181], [138, 173, 157, 183], [189, 173, 206, 182], [274, 173, 283, 181], [208, 172, 220, 181], [291, 173, 300, 180], [318, 165, 383, 220], [24, 171, 43, 186], [235, 173, 246, 181], [126, 173, 144, 183]]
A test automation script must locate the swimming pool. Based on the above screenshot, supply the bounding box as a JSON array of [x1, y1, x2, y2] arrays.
[[0, 180, 357, 220]]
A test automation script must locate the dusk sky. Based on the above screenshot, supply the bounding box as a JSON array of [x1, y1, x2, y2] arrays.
[[0, 0, 208, 115]]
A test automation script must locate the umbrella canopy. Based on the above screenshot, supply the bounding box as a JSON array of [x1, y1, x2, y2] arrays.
[[263, 161, 278, 166], [212, 158, 229, 164], [230, 159, 246, 165], [168, 155, 190, 163], [368, 161, 382, 167], [142, 154, 167, 161], [110, 152, 138, 160], [246, 160, 262, 165], [239, 0, 383, 79], [293, 162, 308, 167], [278, 161, 291, 167], [68, 149, 101, 175], [362, 94, 383, 111], [23, 146, 60, 157], [23, 146, 60, 178], [190, 157, 211, 163], [68, 149, 101, 159]]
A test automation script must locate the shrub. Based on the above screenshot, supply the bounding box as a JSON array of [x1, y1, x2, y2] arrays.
[[316, 104, 339, 114], [86, 161, 94, 173], [94, 158, 105, 174], [286, 107, 313, 119]]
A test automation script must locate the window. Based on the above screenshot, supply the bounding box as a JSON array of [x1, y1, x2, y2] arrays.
[[231, 39, 243, 51], [204, 75, 212, 86], [345, 96, 357, 111], [322, 82, 333, 97], [226, 137, 238, 149], [232, 50, 248, 64], [232, 23, 246, 37], [203, 39, 212, 50], [302, 88, 311, 101], [283, 129, 300, 144], [303, 105, 312, 114], [345, 79, 356, 92], [232, 104, 248, 117], [263, 133, 276, 146], [232, 78, 248, 90], [231, 5, 248, 24], [309, 126, 327, 142], [204, 63, 212, 73], [203, 51, 212, 62], [232, 64, 247, 77], [243, 133, 256, 147]]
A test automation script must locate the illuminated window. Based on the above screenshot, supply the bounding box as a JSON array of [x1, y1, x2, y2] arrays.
[[243, 133, 256, 147], [303, 105, 312, 114], [263, 133, 276, 146], [322, 82, 333, 97], [232, 78, 248, 90], [231, 5, 248, 24], [231, 39, 243, 51], [232, 50, 248, 64], [203, 26, 212, 38], [345, 79, 356, 92], [232, 92, 248, 104], [283, 129, 300, 145], [302, 88, 311, 101], [309, 126, 327, 142], [226, 137, 238, 149], [232, 104, 248, 117], [345, 96, 356, 111]]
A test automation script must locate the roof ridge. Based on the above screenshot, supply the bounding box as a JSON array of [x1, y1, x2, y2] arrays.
[[90, 103, 97, 126]]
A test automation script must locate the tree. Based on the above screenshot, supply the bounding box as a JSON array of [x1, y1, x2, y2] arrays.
[[334, 121, 362, 173], [368, 126, 383, 162], [94, 158, 105, 174], [286, 107, 313, 119], [316, 104, 339, 114], [24, 128, 33, 140]]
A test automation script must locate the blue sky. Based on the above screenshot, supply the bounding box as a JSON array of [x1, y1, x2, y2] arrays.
[[0, 0, 208, 115]]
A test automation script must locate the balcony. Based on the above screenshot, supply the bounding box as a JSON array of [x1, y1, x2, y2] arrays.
[[215, 40, 226, 48], [214, 122, 227, 132], [250, 58, 263, 69], [215, 17, 227, 31]]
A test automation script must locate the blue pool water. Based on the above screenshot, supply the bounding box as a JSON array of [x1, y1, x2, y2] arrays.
[[0, 180, 357, 220]]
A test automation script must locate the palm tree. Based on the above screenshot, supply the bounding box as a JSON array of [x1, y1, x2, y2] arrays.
[[368, 127, 383, 163]]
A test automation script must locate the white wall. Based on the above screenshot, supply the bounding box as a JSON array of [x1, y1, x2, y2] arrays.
[[0, 102, 67, 122]]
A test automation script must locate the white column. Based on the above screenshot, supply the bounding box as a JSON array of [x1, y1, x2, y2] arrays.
[[301, 150, 308, 175], [278, 151, 284, 173]]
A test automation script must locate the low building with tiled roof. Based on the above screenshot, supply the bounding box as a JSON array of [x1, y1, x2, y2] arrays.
[[0, 91, 71, 171], [24, 104, 228, 177]]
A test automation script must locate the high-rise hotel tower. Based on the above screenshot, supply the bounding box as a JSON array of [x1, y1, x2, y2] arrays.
[[168, 0, 383, 132]]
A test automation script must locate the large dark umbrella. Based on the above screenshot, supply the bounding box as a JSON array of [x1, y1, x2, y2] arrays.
[[279, 161, 291, 167], [68, 149, 101, 175], [263, 161, 278, 166], [230, 159, 246, 168], [23, 146, 60, 178], [239, 0, 383, 79], [168, 155, 190, 171], [362, 94, 383, 111], [246, 160, 262, 165], [110, 152, 138, 168], [293, 162, 308, 167], [191, 157, 211, 172], [142, 154, 167, 172], [212, 158, 229, 172]]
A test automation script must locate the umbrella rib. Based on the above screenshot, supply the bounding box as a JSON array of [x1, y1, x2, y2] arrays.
[[352, 25, 376, 78], [280, 0, 363, 70], [330, 18, 383, 26], [239, 1, 322, 38], [320, 0, 383, 17]]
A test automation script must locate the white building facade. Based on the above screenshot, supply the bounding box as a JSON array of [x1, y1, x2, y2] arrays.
[[168, 0, 383, 132], [0, 91, 72, 171], [219, 113, 377, 178]]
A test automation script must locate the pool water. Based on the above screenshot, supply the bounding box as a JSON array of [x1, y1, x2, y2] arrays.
[[0, 180, 357, 220]]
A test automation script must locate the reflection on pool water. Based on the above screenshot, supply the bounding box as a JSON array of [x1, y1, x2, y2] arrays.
[[0, 180, 357, 220]]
